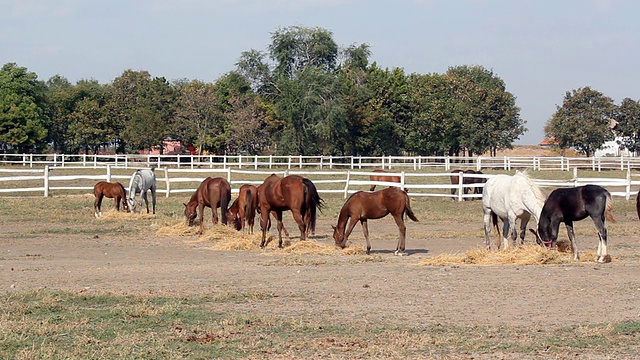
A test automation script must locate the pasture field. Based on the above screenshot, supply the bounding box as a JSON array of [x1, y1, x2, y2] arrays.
[[1, 188, 640, 359]]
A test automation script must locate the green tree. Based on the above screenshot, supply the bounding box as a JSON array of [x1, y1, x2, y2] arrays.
[[445, 65, 525, 156], [0, 63, 49, 152], [109, 70, 176, 153], [545, 87, 615, 156], [175, 79, 221, 155], [613, 98, 640, 153]]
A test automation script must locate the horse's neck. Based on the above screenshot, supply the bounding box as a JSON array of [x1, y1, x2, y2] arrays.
[[188, 188, 200, 205], [523, 194, 544, 224], [128, 175, 139, 198], [336, 205, 350, 233]]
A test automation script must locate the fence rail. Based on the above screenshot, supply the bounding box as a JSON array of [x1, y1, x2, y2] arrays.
[[2, 153, 640, 171], [1, 166, 639, 201]]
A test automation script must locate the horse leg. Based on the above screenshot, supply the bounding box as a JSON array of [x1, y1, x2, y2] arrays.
[[197, 203, 205, 235], [501, 218, 511, 250], [274, 211, 285, 248], [115, 197, 120, 212], [151, 186, 157, 214], [356, 219, 371, 254], [94, 194, 103, 218], [592, 215, 610, 263], [483, 211, 493, 250], [393, 214, 408, 256], [519, 213, 531, 245], [291, 210, 306, 242], [259, 208, 270, 248], [142, 191, 150, 214], [565, 222, 579, 261]]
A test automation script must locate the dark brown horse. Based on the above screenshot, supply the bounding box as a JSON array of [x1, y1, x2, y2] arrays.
[[227, 184, 258, 234], [257, 174, 323, 248], [93, 181, 129, 217], [530, 185, 616, 263], [184, 177, 232, 234], [369, 169, 402, 191], [450, 169, 486, 200], [332, 187, 419, 255]]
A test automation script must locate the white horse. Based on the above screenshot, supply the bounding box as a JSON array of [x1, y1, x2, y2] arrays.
[[127, 168, 157, 214], [482, 171, 546, 250]]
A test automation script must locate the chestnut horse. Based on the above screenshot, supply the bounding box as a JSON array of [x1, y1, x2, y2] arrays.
[[257, 174, 323, 248], [332, 187, 418, 255], [369, 169, 402, 191], [184, 177, 231, 234], [227, 184, 258, 234], [93, 181, 129, 217]]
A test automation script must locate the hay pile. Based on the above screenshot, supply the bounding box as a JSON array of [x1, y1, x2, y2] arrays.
[[420, 245, 603, 266], [155, 221, 368, 256]]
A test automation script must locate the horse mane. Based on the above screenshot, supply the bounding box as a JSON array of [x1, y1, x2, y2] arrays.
[[514, 170, 546, 203]]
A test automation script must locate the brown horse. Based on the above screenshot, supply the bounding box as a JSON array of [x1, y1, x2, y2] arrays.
[[93, 181, 129, 217], [369, 169, 402, 191], [332, 187, 419, 255], [184, 177, 231, 234], [227, 184, 258, 234], [257, 174, 323, 248]]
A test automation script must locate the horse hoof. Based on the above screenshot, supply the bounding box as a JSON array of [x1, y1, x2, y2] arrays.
[[394, 250, 408, 256], [597, 255, 612, 263]]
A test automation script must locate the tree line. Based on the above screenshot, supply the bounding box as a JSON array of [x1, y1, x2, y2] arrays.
[[2, 25, 637, 157]]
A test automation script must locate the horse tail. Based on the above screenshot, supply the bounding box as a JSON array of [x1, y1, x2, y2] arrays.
[[302, 178, 323, 233], [403, 192, 419, 222], [491, 211, 500, 236], [221, 183, 231, 225], [605, 191, 616, 224]]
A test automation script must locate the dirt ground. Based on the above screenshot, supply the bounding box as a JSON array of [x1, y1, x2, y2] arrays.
[[2, 204, 640, 334]]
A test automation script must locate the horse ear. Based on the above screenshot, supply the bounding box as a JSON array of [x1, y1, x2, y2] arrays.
[[331, 225, 336, 230], [183, 203, 187, 207]]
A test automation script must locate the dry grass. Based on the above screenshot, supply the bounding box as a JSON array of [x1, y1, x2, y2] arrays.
[[419, 245, 606, 266], [96, 210, 156, 220]]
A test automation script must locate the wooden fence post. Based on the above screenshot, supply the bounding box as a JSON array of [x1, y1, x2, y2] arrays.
[[401, 171, 406, 192], [165, 167, 170, 197], [344, 170, 351, 199], [458, 172, 464, 202], [44, 165, 49, 197], [626, 167, 631, 200], [106, 164, 112, 182]]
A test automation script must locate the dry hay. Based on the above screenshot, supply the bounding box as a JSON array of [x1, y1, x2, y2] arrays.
[[95, 210, 155, 220], [419, 245, 608, 266], [155, 221, 200, 236]]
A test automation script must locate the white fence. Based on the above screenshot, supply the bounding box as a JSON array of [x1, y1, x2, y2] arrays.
[[1, 166, 639, 201], [2, 153, 640, 171]]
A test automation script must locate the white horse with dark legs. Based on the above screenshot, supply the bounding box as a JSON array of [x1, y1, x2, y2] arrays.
[[482, 171, 546, 250], [127, 168, 157, 214]]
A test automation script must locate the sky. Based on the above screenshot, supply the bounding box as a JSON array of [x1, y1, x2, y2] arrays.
[[2, 0, 639, 145]]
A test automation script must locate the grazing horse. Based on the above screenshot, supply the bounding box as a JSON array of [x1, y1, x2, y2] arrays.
[[530, 185, 616, 263], [482, 171, 546, 250], [332, 187, 419, 255], [184, 177, 232, 234], [93, 181, 129, 217], [227, 184, 258, 234], [369, 169, 403, 192], [257, 174, 323, 248], [127, 168, 157, 214]]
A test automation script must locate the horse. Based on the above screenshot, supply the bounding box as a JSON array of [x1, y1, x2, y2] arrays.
[[369, 169, 403, 192], [227, 184, 258, 234], [127, 168, 157, 214], [332, 187, 419, 255], [184, 177, 232, 234], [529, 185, 616, 263], [450, 169, 486, 200], [482, 171, 546, 250], [93, 181, 129, 217], [257, 174, 323, 248]]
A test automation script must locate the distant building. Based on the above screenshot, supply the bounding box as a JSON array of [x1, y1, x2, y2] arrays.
[[144, 138, 196, 155], [538, 138, 559, 147]]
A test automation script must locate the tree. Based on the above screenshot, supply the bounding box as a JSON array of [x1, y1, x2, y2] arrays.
[[269, 25, 338, 78], [444, 65, 525, 156], [545, 87, 615, 156], [0, 63, 49, 153], [108, 70, 176, 153], [175, 79, 221, 155], [613, 98, 640, 153]]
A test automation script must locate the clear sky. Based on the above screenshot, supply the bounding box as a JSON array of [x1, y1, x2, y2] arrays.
[[2, 0, 638, 145]]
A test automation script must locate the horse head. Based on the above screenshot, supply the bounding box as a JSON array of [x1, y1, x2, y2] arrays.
[[528, 228, 554, 248], [331, 225, 346, 248], [184, 202, 197, 226], [127, 197, 137, 213]]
